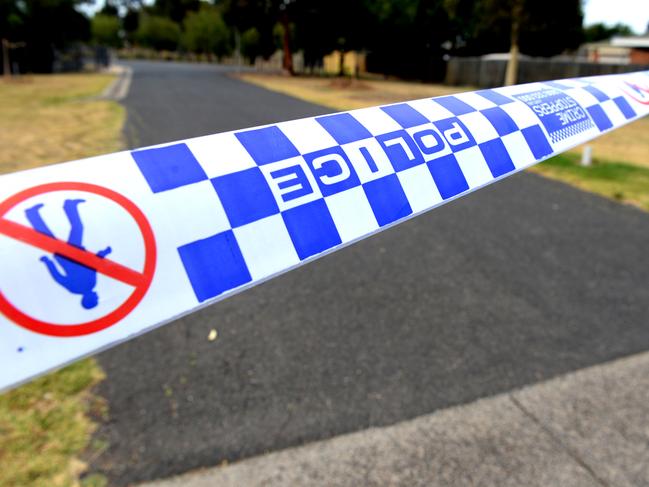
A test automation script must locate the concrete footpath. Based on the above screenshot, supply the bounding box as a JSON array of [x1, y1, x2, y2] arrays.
[[143, 351, 649, 487]]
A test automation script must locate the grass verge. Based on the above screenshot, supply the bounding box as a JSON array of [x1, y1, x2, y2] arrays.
[[0, 74, 124, 175], [531, 153, 649, 212], [236, 72, 470, 111], [0, 73, 124, 487], [575, 116, 649, 169], [237, 73, 649, 207], [0, 361, 106, 487]]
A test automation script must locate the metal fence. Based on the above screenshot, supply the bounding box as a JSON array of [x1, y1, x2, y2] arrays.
[[445, 57, 648, 87]]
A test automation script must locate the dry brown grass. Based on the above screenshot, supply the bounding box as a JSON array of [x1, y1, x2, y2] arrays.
[[236, 73, 471, 111], [0, 74, 125, 175], [237, 73, 649, 169]]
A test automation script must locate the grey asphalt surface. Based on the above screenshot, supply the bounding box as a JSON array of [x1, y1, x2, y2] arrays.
[[88, 61, 649, 486], [146, 351, 649, 487]]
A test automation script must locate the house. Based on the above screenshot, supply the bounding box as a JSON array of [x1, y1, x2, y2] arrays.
[[611, 35, 649, 65], [580, 35, 649, 65], [581, 41, 633, 64]]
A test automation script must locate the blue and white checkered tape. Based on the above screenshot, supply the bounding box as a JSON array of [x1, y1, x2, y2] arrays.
[[1, 71, 648, 390]]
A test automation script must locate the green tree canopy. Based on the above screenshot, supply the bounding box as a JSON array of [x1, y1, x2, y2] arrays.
[[182, 5, 231, 56], [92, 14, 121, 47], [136, 14, 181, 50], [583, 23, 634, 43], [240, 27, 261, 61]]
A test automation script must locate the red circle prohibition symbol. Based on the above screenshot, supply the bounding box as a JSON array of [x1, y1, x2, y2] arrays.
[[0, 182, 157, 337]]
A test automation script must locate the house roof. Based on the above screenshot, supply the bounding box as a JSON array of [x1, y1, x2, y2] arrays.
[[612, 36, 649, 48]]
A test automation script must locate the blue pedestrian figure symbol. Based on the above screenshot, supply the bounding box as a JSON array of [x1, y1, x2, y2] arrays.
[[25, 199, 112, 310]]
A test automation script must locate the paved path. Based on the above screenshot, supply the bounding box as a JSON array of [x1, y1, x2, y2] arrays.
[[89, 61, 649, 485], [143, 350, 649, 487]]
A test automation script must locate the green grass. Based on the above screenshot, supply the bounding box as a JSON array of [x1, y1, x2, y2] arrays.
[[0, 360, 106, 487], [533, 153, 649, 212]]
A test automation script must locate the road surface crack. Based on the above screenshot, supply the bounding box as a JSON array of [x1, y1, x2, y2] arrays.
[[508, 394, 611, 487]]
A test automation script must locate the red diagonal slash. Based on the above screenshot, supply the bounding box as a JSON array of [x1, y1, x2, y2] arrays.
[[622, 81, 649, 105], [0, 181, 156, 337], [0, 218, 145, 287]]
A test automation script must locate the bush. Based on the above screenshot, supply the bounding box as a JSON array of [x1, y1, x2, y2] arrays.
[[136, 15, 181, 51], [91, 14, 121, 48]]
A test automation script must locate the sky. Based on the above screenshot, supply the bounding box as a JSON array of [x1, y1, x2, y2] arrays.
[[582, 0, 649, 34]]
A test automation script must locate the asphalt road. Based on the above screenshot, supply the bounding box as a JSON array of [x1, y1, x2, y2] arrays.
[[89, 61, 649, 485]]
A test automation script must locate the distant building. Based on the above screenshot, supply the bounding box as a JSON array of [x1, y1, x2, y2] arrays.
[[581, 36, 649, 65], [611, 36, 649, 65]]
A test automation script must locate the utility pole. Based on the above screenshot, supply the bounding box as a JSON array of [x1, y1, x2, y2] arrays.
[[504, 0, 523, 86]]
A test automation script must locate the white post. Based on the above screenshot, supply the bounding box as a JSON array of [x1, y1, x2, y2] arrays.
[[581, 145, 592, 167]]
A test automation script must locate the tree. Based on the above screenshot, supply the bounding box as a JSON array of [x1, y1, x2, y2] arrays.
[[520, 0, 582, 56], [240, 27, 260, 61], [221, 0, 283, 60], [0, 0, 24, 46], [583, 23, 633, 43], [292, 1, 331, 70], [457, 0, 583, 57], [292, 0, 367, 75], [0, 0, 91, 72], [123, 9, 140, 44], [136, 14, 181, 50], [99, 1, 120, 16], [504, 0, 522, 85], [362, 0, 449, 80], [152, 0, 200, 23], [182, 6, 230, 56], [445, 0, 478, 52], [278, 4, 293, 74], [92, 14, 121, 47]]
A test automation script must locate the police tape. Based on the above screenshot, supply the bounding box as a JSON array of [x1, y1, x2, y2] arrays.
[[1, 71, 649, 391]]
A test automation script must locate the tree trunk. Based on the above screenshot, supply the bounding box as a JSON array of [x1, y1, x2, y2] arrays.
[[2, 39, 11, 78], [281, 13, 294, 75], [505, 0, 523, 86]]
